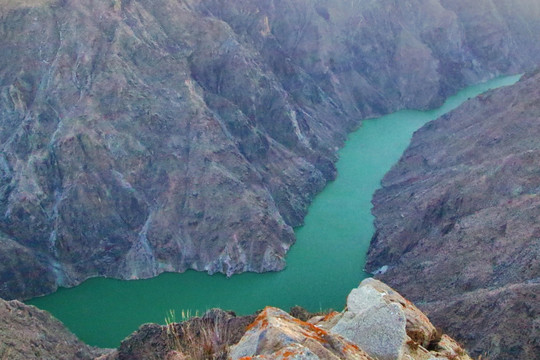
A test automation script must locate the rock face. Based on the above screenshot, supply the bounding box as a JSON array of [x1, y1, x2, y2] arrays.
[[2, 0, 540, 300], [366, 70, 540, 359], [0, 297, 107, 360]]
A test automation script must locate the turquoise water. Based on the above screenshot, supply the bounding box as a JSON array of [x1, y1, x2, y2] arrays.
[[27, 75, 521, 348]]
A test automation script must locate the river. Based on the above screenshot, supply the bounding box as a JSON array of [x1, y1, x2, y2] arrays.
[[27, 74, 521, 348]]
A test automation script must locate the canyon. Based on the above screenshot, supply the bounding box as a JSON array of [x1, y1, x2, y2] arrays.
[[26, 74, 521, 351], [2, 0, 540, 300], [0, 0, 539, 359]]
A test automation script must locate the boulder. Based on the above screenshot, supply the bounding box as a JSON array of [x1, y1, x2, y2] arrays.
[[229, 306, 373, 360], [316, 279, 471, 360]]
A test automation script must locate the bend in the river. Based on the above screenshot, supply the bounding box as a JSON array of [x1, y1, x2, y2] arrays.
[[27, 74, 521, 348]]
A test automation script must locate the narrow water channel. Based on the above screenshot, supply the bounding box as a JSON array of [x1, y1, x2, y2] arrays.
[[27, 74, 521, 348]]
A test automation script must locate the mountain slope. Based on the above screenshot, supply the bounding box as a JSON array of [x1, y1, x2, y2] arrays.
[[0, 296, 106, 359], [1, 0, 540, 300], [366, 70, 540, 359]]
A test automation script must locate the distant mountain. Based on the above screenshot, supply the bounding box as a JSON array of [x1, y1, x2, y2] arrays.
[[367, 70, 540, 359], [1, 0, 540, 300]]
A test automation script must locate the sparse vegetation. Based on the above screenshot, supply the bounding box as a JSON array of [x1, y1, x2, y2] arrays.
[[165, 309, 234, 360], [165, 310, 183, 354], [289, 305, 335, 322]]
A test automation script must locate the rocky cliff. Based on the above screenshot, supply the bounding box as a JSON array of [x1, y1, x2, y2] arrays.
[[0, 296, 107, 359], [366, 70, 540, 359], [2, 0, 540, 300]]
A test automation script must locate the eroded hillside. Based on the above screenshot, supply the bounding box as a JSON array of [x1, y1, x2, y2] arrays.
[[1, 0, 540, 300], [367, 70, 540, 359]]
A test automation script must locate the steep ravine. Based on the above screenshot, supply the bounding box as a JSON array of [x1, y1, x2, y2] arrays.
[[2, 0, 540, 300], [367, 71, 540, 359]]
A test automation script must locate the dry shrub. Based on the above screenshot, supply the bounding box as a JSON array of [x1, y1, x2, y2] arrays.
[[165, 309, 236, 360]]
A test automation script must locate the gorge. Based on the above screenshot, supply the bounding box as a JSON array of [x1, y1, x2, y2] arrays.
[[2, 0, 540, 300], [1, 0, 539, 359], [27, 75, 521, 349]]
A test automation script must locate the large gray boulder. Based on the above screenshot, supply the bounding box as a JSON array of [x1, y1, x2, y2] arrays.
[[316, 279, 470, 360], [331, 290, 407, 360]]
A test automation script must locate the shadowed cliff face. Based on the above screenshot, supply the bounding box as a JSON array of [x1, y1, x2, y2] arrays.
[[1, 0, 540, 300], [366, 71, 540, 359], [0, 297, 107, 359]]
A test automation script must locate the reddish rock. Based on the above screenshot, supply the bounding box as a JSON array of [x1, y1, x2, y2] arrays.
[[229, 307, 373, 360], [227, 280, 471, 360]]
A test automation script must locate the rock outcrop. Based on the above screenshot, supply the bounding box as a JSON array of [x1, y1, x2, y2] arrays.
[[101, 279, 471, 360], [311, 279, 471, 360], [100, 308, 256, 360], [229, 307, 373, 360], [366, 70, 540, 359], [2, 0, 540, 300], [0, 279, 473, 359], [0, 297, 108, 360]]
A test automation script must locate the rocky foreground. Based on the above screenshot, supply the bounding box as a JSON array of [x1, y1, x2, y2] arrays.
[[0, 279, 473, 360], [366, 71, 540, 359], [2, 0, 540, 300]]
